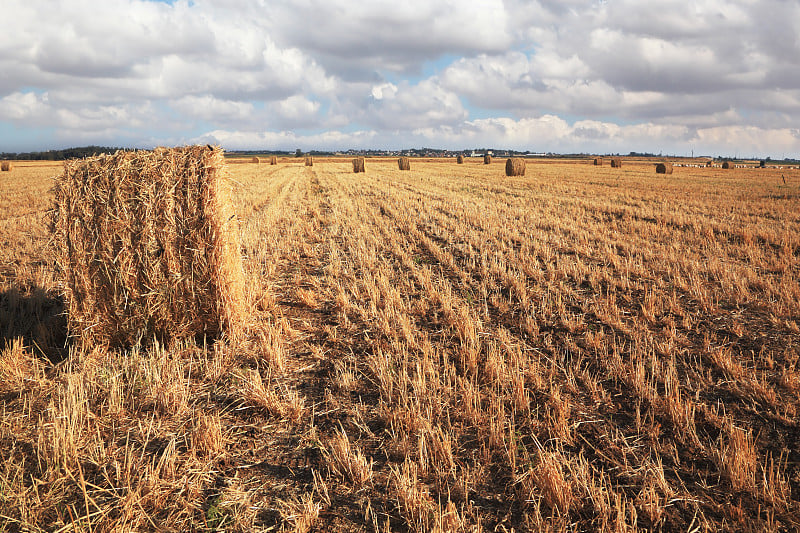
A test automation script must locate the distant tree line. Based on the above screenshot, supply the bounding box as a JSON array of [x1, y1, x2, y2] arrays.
[[5, 146, 798, 164], [0, 146, 126, 161]]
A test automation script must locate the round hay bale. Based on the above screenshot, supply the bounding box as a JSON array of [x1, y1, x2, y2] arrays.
[[0, 161, 12, 171], [456, 155, 464, 164], [594, 157, 603, 166], [251, 156, 261, 164], [270, 156, 278, 165], [398, 156, 410, 171], [610, 157, 622, 168], [505, 158, 526, 177], [352, 157, 365, 173], [655, 162, 673, 174], [722, 161, 732, 169], [483, 154, 492, 165], [706, 160, 714, 167], [305, 156, 313, 167]]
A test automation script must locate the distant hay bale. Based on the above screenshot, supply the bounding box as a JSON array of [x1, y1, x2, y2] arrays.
[[398, 156, 410, 171], [484, 155, 492, 165], [505, 158, 526, 177], [270, 156, 278, 165], [305, 156, 313, 167], [49, 146, 246, 348], [456, 155, 464, 164], [706, 160, 714, 167], [655, 162, 673, 174], [594, 157, 603, 166], [0, 161, 12, 171], [610, 158, 622, 168], [251, 157, 261, 164], [722, 161, 732, 169], [352, 157, 365, 173]]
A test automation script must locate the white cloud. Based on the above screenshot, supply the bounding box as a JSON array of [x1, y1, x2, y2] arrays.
[[193, 128, 379, 151], [269, 95, 323, 128], [0, 92, 50, 122], [261, 0, 511, 75], [371, 83, 398, 100], [0, 0, 799, 156], [363, 79, 468, 129], [274, 95, 320, 118], [171, 95, 255, 122], [693, 126, 800, 156]]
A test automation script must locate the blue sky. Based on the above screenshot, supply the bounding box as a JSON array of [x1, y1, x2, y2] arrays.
[[1, 0, 799, 156]]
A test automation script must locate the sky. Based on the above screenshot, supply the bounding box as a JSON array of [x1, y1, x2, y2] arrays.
[[1, 0, 799, 157]]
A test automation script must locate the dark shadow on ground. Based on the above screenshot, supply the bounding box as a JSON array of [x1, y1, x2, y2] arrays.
[[0, 284, 67, 363]]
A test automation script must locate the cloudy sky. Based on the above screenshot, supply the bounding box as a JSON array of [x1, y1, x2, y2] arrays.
[[1, 0, 799, 156]]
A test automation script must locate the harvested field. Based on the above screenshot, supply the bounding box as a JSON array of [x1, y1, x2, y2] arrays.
[[1, 158, 799, 531]]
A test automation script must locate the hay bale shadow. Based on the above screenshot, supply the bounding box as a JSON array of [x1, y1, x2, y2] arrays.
[[0, 284, 67, 363]]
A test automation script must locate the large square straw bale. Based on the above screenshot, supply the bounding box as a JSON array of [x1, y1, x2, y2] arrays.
[[50, 146, 245, 348]]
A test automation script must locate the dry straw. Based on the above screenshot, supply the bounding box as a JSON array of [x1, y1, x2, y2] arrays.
[[270, 156, 278, 165], [484, 154, 492, 165], [49, 146, 246, 348], [505, 158, 526, 177], [398, 156, 410, 171], [655, 162, 673, 174], [251, 157, 261, 164], [610, 157, 622, 168], [305, 156, 314, 167], [352, 157, 366, 173], [594, 157, 603, 166], [722, 161, 732, 169], [456, 155, 464, 164], [0, 161, 12, 171]]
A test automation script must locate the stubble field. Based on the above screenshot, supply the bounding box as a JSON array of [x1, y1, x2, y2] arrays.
[[1, 157, 799, 531]]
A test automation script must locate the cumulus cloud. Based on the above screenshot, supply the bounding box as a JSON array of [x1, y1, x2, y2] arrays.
[[261, 0, 511, 76], [170, 95, 255, 123], [410, 115, 693, 154], [362, 79, 468, 130], [193, 128, 379, 151], [0, 0, 799, 156], [0, 92, 50, 122], [371, 83, 398, 101]]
